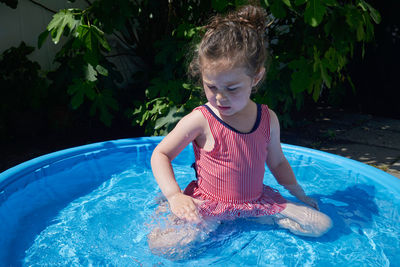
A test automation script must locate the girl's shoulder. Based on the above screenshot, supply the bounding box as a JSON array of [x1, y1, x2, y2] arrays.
[[176, 106, 208, 132], [263, 107, 280, 136], [161, 107, 208, 148], [259, 104, 278, 123], [265, 106, 277, 120]]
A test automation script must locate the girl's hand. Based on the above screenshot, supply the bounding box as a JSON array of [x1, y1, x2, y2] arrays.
[[283, 183, 320, 211], [167, 192, 203, 223], [297, 195, 320, 211]]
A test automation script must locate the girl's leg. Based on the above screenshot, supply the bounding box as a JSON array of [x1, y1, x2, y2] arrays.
[[147, 202, 219, 257], [272, 201, 332, 237], [148, 217, 200, 249]]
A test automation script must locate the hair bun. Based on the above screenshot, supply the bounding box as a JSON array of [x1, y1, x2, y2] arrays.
[[233, 5, 267, 34], [189, 4, 269, 83]]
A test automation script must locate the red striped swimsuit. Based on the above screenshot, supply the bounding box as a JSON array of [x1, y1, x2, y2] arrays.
[[183, 104, 287, 220]]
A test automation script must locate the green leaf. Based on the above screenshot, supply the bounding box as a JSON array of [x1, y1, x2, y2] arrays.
[[288, 58, 312, 93], [312, 80, 322, 102], [322, 0, 337, 6], [290, 70, 311, 93], [83, 50, 99, 67], [356, 23, 365, 41], [68, 82, 85, 109], [146, 78, 164, 99], [323, 47, 338, 72], [362, 13, 374, 42], [101, 89, 118, 111], [320, 62, 331, 88], [182, 83, 192, 90], [263, 0, 271, 7], [155, 106, 178, 130], [95, 64, 108, 76], [313, 46, 321, 72], [85, 64, 97, 82], [282, 0, 292, 8], [91, 25, 111, 51], [346, 75, 356, 94], [368, 7, 381, 25], [359, 0, 381, 24], [270, 0, 287, 19], [77, 24, 110, 52], [97, 104, 113, 126], [167, 80, 185, 103], [212, 0, 230, 12], [89, 89, 118, 126], [345, 7, 363, 30], [47, 9, 80, 44], [304, 0, 326, 27], [67, 79, 96, 109], [365, 4, 381, 24], [173, 23, 199, 39], [77, 25, 93, 51], [294, 0, 307, 6], [235, 0, 248, 7], [37, 30, 49, 49]]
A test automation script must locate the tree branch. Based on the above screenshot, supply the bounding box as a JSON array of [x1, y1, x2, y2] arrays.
[[112, 32, 135, 49], [28, 0, 56, 14], [105, 52, 137, 58]]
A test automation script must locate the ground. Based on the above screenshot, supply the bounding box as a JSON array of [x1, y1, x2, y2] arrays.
[[1, 106, 400, 179], [281, 106, 400, 179]]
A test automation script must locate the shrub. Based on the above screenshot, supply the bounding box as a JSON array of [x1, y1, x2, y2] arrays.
[[2, 0, 381, 135]]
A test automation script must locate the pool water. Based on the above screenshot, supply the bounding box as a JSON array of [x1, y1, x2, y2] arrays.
[[0, 138, 399, 266]]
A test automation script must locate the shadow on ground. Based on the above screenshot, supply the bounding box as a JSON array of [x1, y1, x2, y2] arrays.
[[281, 106, 400, 179]]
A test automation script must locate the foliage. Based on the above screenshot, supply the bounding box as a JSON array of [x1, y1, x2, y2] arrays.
[[253, 0, 381, 126], [37, 4, 126, 126], [2, 0, 381, 137], [128, 1, 214, 135], [132, 0, 381, 131], [0, 42, 48, 139], [35, 1, 208, 131]]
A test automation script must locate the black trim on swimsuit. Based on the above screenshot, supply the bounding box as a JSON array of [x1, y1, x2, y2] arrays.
[[203, 104, 262, 134]]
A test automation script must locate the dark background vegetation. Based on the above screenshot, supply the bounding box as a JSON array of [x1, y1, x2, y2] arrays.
[[1, 0, 399, 172], [344, 1, 399, 118]]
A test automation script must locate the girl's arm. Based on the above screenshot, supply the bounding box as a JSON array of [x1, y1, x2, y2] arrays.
[[266, 109, 297, 185], [151, 110, 205, 222], [266, 109, 319, 210]]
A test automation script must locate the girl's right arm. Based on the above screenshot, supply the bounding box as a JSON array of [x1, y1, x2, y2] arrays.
[[151, 110, 205, 223]]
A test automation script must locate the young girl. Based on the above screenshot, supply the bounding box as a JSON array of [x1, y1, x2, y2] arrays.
[[149, 4, 332, 251]]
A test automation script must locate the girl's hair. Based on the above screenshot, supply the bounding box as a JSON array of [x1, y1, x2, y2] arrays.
[[189, 5, 268, 87]]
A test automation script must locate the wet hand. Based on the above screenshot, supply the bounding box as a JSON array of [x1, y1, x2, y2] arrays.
[[167, 192, 203, 223], [283, 183, 320, 210], [298, 195, 320, 211]]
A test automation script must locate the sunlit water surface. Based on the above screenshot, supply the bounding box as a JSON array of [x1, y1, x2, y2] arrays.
[[1, 144, 399, 266]]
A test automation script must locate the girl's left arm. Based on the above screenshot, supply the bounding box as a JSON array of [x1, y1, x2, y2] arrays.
[[266, 109, 319, 210]]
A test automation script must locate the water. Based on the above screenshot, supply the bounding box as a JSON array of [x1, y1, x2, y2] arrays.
[[1, 144, 399, 266]]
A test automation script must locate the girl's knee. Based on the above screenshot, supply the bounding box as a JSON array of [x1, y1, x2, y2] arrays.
[[278, 203, 333, 237], [304, 211, 332, 237], [315, 212, 333, 236]]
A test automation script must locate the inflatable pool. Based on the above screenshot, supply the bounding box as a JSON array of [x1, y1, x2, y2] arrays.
[[0, 137, 399, 266]]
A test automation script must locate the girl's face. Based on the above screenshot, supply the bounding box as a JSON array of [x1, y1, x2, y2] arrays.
[[201, 59, 264, 117]]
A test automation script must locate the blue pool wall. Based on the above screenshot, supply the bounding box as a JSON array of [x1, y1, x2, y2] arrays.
[[2, 137, 399, 197]]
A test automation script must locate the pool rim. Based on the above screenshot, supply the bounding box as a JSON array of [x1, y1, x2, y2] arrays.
[[1, 136, 399, 193]]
